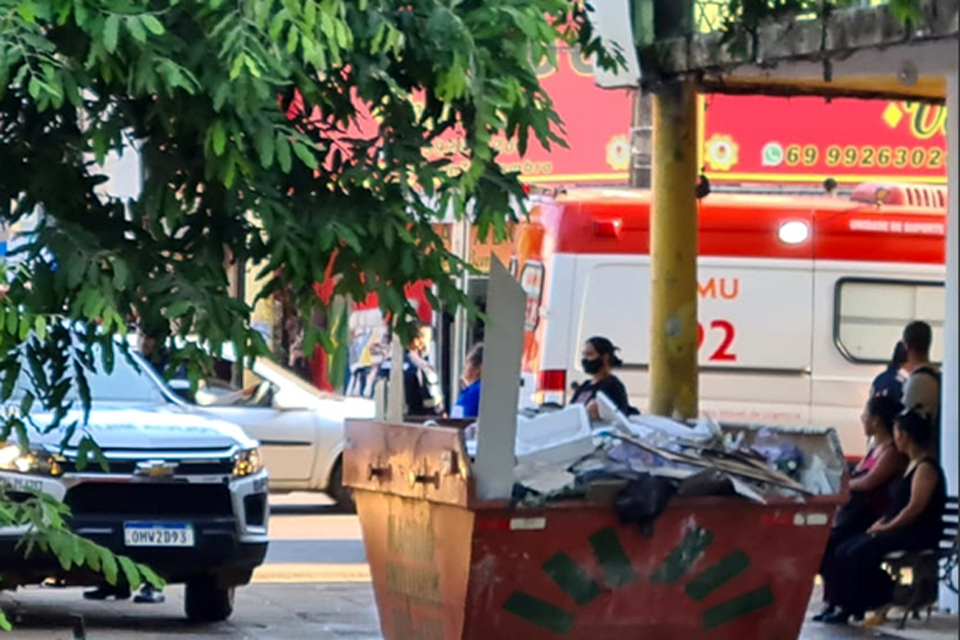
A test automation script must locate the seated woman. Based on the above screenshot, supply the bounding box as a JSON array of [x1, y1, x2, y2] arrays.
[[815, 394, 907, 621], [571, 336, 637, 420], [452, 343, 483, 419], [820, 407, 947, 625]]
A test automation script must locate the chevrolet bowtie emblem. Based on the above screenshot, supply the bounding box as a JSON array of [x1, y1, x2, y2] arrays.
[[135, 460, 179, 478]]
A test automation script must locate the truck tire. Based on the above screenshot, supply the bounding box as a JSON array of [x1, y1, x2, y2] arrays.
[[329, 458, 356, 513], [185, 577, 235, 624]]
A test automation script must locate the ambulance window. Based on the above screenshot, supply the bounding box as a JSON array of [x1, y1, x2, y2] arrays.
[[835, 279, 945, 364]]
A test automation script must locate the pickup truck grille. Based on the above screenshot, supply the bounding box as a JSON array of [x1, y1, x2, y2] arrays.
[[65, 483, 233, 517], [59, 458, 235, 476], [57, 447, 237, 477]]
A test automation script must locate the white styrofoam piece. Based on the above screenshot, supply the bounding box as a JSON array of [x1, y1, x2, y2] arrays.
[[515, 405, 590, 453], [596, 391, 619, 424], [515, 405, 595, 467]]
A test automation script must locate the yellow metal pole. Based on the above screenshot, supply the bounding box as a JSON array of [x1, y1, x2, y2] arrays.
[[649, 80, 699, 420]]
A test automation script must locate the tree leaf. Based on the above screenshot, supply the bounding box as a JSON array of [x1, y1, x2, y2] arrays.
[[292, 141, 319, 170], [126, 16, 148, 44], [104, 14, 121, 53], [141, 15, 165, 36], [4, 310, 16, 336], [118, 556, 142, 591], [211, 121, 227, 156], [101, 549, 119, 585], [276, 136, 293, 173], [18, 2, 37, 23], [34, 315, 48, 341], [256, 126, 275, 169]]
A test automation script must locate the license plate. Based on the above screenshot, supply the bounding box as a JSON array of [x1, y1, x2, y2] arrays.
[[123, 523, 195, 548]]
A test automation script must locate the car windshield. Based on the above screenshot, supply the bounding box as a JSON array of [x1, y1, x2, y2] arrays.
[[11, 345, 169, 405], [168, 351, 333, 408]]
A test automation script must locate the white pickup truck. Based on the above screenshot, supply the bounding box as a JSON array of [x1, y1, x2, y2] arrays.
[[0, 348, 269, 623]]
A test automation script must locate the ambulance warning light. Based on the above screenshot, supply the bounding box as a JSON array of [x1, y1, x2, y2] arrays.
[[593, 219, 623, 238], [778, 221, 810, 245]]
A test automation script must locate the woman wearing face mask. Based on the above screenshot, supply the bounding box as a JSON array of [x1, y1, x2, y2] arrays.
[[570, 336, 636, 420]]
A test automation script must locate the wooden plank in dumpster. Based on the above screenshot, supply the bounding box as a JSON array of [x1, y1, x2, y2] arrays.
[[474, 258, 526, 500]]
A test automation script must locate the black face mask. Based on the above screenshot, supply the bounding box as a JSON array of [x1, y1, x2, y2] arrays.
[[582, 358, 603, 375]]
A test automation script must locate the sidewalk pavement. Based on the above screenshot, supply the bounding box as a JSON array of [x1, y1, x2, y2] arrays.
[[0, 581, 956, 639]]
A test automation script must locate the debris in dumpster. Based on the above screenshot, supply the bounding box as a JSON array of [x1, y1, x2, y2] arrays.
[[465, 405, 595, 467], [618, 432, 813, 495], [801, 454, 834, 496], [461, 398, 843, 512], [585, 478, 630, 506], [514, 460, 578, 496], [675, 469, 737, 498], [515, 405, 594, 466], [614, 474, 678, 537]]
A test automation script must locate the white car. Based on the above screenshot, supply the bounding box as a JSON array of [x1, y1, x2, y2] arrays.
[[167, 350, 376, 511]]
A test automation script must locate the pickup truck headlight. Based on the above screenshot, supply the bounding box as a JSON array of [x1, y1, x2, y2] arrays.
[[233, 447, 263, 477], [0, 444, 63, 477]]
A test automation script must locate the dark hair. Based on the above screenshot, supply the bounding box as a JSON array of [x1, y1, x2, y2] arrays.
[[895, 408, 936, 450], [139, 319, 168, 340], [902, 321, 933, 355], [889, 341, 908, 370], [466, 343, 484, 368], [867, 394, 904, 437], [823, 177, 838, 193], [586, 336, 623, 368]]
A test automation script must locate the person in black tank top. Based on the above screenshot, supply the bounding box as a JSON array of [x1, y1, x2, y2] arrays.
[[818, 409, 947, 625], [814, 394, 907, 622]]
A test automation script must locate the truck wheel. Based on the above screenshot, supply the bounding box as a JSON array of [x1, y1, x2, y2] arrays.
[[185, 577, 235, 624], [329, 458, 356, 513]]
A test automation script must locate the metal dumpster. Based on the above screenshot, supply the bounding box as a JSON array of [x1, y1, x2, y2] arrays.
[[344, 419, 849, 640]]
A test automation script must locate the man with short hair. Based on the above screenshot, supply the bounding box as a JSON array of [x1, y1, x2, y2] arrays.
[[900, 320, 940, 438]]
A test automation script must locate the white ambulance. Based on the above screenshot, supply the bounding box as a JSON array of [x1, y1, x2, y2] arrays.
[[497, 183, 946, 458]]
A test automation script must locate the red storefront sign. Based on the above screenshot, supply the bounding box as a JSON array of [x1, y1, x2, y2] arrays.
[[420, 46, 634, 185], [286, 52, 948, 190], [702, 94, 948, 186]]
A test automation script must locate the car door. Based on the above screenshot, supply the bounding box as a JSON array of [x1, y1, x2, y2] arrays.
[[191, 362, 321, 486]]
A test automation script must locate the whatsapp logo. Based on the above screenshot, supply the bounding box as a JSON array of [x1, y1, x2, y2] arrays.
[[762, 142, 784, 167]]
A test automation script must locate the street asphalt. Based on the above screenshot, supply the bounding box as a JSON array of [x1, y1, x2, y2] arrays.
[[0, 494, 954, 640]]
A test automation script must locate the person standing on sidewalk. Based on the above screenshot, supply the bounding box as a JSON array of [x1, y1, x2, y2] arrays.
[[869, 341, 908, 400], [452, 343, 483, 419], [900, 321, 941, 452]]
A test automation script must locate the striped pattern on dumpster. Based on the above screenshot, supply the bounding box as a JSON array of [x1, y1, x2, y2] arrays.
[[502, 526, 775, 635]]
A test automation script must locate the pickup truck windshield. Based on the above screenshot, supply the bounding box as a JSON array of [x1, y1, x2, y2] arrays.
[[11, 346, 169, 405]]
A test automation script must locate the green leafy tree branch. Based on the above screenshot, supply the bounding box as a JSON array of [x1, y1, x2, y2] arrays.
[[0, 0, 618, 625]]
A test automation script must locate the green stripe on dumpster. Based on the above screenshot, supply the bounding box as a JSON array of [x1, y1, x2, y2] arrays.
[[503, 591, 575, 635], [685, 550, 751, 602], [589, 528, 636, 588], [543, 553, 603, 605], [702, 586, 775, 630], [651, 527, 714, 585]]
